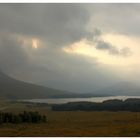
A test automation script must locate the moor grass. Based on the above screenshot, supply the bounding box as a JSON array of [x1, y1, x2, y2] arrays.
[[0, 101, 140, 137], [0, 111, 140, 136]]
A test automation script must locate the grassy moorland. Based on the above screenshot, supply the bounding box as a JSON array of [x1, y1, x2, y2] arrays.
[[0, 101, 140, 137]]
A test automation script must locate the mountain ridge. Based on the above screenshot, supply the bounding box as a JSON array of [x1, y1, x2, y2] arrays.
[[0, 71, 140, 100], [0, 71, 74, 99], [0, 71, 105, 99]]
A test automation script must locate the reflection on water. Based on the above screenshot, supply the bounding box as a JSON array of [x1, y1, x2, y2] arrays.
[[23, 96, 140, 104]]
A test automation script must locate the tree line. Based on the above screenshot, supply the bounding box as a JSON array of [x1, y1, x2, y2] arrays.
[[0, 111, 47, 124], [52, 98, 140, 112]]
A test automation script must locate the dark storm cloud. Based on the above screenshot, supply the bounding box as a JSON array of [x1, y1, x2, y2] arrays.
[[0, 4, 135, 93], [0, 4, 132, 56], [0, 34, 28, 73], [88, 28, 132, 57], [96, 40, 131, 56], [87, 4, 140, 36], [0, 4, 90, 46]]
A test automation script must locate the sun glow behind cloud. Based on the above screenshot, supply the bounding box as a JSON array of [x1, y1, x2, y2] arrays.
[[16, 35, 42, 51], [32, 39, 39, 49], [63, 33, 140, 68]]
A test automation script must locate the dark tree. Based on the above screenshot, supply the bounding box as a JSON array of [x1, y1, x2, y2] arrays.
[[0, 111, 47, 124]]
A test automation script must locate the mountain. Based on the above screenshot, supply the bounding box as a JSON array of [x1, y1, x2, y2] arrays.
[[0, 71, 77, 100], [91, 82, 140, 96], [1, 70, 139, 100], [0, 71, 109, 100]]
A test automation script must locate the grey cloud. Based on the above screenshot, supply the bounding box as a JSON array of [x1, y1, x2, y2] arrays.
[[0, 34, 29, 73], [120, 47, 132, 57], [86, 28, 132, 57], [0, 4, 136, 93], [87, 4, 140, 36], [0, 4, 132, 56], [87, 28, 102, 42], [96, 40, 132, 56], [96, 40, 112, 50], [20, 47, 121, 93], [0, 4, 90, 47], [3, 40, 121, 93]]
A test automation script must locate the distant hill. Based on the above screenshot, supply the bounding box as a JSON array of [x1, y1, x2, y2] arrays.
[[89, 82, 140, 96], [1, 70, 140, 100], [0, 71, 109, 100], [0, 71, 76, 99]]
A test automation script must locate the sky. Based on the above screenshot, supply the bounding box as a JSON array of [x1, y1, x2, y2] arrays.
[[0, 3, 140, 93]]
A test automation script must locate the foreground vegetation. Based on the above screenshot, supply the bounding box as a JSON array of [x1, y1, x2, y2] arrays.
[[0, 100, 140, 136], [0, 111, 47, 124], [0, 111, 140, 136]]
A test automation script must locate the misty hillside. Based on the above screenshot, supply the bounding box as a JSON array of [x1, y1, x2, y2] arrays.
[[0, 71, 106, 100], [91, 82, 140, 96], [0, 70, 140, 100], [0, 71, 76, 99]]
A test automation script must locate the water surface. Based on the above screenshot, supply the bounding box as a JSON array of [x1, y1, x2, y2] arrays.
[[23, 96, 140, 104]]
